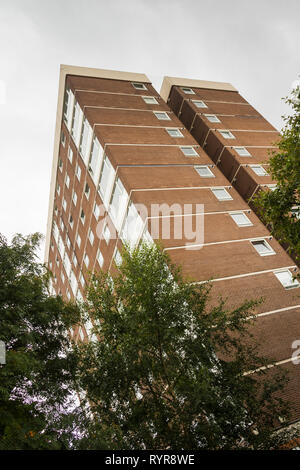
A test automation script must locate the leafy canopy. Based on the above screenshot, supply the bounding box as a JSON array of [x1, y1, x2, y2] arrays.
[[0, 233, 81, 450], [253, 85, 300, 264], [75, 242, 291, 450]]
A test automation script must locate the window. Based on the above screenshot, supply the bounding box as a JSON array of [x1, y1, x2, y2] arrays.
[[166, 128, 183, 138], [251, 239, 275, 256], [233, 147, 251, 157], [61, 131, 66, 146], [181, 87, 195, 94], [56, 256, 59, 267], [204, 114, 221, 123], [65, 174, 70, 188], [274, 270, 300, 289], [89, 229, 94, 245], [69, 215, 74, 229], [58, 158, 63, 171], [73, 254, 78, 268], [103, 224, 111, 244], [84, 183, 90, 199], [76, 164, 81, 181], [62, 198, 67, 211], [68, 147, 73, 163], [61, 271, 65, 283], [98, 156, 115, 205], [109, 177, 128, 227], [66, 236, 71, 249], [195, 166, 215, 178], [132, 82, 147, 90], [66, 289, 71, 300], [267, 184, 277, 191], [72, 191, 77, 206], [89, 137, 103, 180], [79, 272, 85, 287], [192, 100, 207, 108], [212, 188, 233, 201], [154, 111, 170, 120], [80, 210, 85, 224], [114, 249, 122, 267], [250, 165, 268, 176], [93, 203, 100, 220], [56, 183, 60, 195], [79, 117, 92, 162], [219, 130, 235, 139], [230, 212, 252, 227], [97, 249, 104, 268], [142, 96, 158, 104], [76, 234, 81, 248], [84, 254, 89, 268], [60, 219, 65, 232], [71, 101, 83, 147], [181, 146, 198, 156]]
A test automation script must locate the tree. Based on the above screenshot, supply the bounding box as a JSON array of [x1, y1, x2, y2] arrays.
[[74, 242, 295, 450], [253, 85, 300, 266], [0, 233, 81, 450]]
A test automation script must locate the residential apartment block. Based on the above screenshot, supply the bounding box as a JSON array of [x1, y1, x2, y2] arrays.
[[45, 65, 300, 423]]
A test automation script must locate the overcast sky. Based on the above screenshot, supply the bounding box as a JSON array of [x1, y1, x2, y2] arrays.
[[0, 0, 299, 260]]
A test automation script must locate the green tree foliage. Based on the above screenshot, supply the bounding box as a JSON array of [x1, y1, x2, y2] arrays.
[[0, 233, 81, 449], [74, 243, 293, 450], [254, 85, 300, 265]]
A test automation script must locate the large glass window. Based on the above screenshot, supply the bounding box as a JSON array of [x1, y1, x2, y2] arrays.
[[79, 117, 93, 164], [89, 137, 104, 183]]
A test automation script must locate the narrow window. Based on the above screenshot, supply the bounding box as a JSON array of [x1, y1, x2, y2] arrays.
[[80, 210, 85, 224], [250, 165, 268, 176], [195, 166, 215, 178], [233, 147, 251, 157], [142, 96, 158, 104], [132, 82, 147, 90], [76, 165, 81, 181], [212, 188, 233, 201], [219, 130, 235, 139], [97, 249, 104, 268], [89, 229, 94, 245], [84, 183, 90, 199], [192, 100, 207, 108], [230, 212, 252, 227], [180, 146, 198, 156], [154, 111, 170, 120], [72, 191, 77, 206], [76, 234, 81, 248], [204, 114, 221, 123], [68, 147, 73, 163], [166, 128, 183, 138], [251, 239, 275, 256], [181, 87, 195, 94], [274, 270, 300, 289], [65, 174, 70, 189]]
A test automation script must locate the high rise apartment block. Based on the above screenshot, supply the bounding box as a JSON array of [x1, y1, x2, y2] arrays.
[[45, 65, 300, 425]]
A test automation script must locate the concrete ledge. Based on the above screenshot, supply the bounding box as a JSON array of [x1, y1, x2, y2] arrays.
[[61, 64, 151, 83], [160, 76, 238, 102]]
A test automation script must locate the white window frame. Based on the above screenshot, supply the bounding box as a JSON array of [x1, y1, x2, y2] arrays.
[[195, 166, 215, 178], [103, 224, 111, 244], [84, 254, 89, 268], [251, 239, 275, 256], [274, 270, 300, 289], [233, 147, 251, 157], [192, 100, 207, 108], [132, 82, 147, 90], [180, 146, 198, 157], [68, 147, 73, 163], [219, 130, 235, 139], [230, 211, 253, 227], [65, 174, 70, 189], [211, 187, 233, 201], [153, 111, 170, 121], [72, 191, 77, 206], [142, 96, 158, 105], [76, 234, 81, 248], [80, 210, 85, 225], [89, 229, 94, 246], [93, 202, 100, 220], [166, 128, 184, 138], [97, 249, 104, 268], [250, 165, 268, 176], [181, 87, 195, 94], [76, 164, 81, 181], [204, 114, 221, 123]]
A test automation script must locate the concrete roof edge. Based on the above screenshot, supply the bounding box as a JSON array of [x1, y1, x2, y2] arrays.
[[60, 64, 151, 83], [160, 76, 238, 102]]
